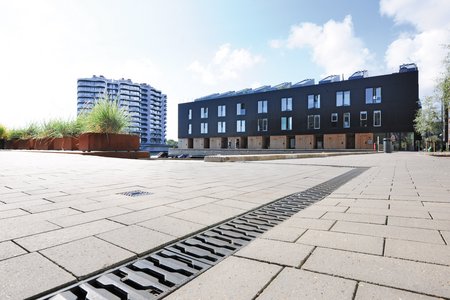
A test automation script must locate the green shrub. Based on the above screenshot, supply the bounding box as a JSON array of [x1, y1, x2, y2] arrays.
[[7, 128, 24, 139], [85, 95, 130, 134], [21, 123, 40, 139], [0, 124, 6, 139]]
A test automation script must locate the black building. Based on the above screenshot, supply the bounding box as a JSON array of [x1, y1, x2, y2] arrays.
[[178, 65, 419, 151]]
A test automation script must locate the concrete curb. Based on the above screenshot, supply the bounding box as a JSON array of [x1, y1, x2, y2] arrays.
[[204, 151, 374, 162]]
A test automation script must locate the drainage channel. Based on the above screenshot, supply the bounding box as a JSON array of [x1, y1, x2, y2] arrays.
[[38, 167, 367, 300]]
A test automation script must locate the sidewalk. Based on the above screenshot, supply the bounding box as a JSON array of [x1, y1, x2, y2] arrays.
[[0, 151, 449, 299]]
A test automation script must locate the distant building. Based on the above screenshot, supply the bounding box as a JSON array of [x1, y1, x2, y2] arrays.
[[77, 75, 167, 150], [178, 64, 419, 151]]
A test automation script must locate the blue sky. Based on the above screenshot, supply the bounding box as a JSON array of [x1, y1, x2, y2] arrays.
[[0, 0, 449, 139]]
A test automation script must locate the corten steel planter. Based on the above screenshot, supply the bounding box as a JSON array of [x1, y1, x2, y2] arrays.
[[35, 138, 54, 150], [53, 137, 79, 151], [78, 133, 140, 151], [17, 138, 35, 150], [5, 139, 19, 149]]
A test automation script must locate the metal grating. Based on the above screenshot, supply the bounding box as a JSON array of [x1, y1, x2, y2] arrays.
[[119, 190, 153, 197], [38, 167, 367, 300]]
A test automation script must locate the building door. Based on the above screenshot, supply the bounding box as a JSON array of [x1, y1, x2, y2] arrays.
[[288, 136, 295, 149], [315, 135, 323, 149], [262, 136, 270, 149], [346, 133, 355, 149], [221, 137, 227, 149]]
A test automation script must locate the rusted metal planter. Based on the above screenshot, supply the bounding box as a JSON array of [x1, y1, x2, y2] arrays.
[[78, 133, 140, 151]]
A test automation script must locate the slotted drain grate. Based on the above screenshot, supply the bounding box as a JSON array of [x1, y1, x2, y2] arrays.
[[119, 190, 153, 197], [38, 167, 367, 300]]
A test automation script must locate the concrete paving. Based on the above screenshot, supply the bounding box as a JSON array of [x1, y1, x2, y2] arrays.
[[0, 150, 449, 299]]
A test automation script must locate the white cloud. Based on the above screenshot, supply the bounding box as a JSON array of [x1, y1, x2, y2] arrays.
[[380, 0, 450, 31], [380, 0, 450, 97], [188, 44, 263, 85], [271, 15, 374, 78]]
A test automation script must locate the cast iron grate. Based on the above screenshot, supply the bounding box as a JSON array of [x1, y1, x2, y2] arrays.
[[119, 190, 153, 197], [37, 167, 367, 300]]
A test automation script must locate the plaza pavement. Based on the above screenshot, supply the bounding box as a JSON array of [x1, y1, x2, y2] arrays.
[[0, 151, 449, 299]]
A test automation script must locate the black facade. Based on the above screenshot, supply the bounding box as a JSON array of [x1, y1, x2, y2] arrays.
[[178, 71, 419, 149]]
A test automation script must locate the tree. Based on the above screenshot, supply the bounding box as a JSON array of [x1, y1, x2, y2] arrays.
[[436, 44, 450, 150], [414, 96, 441, 151], [166, 139, 178, 148]]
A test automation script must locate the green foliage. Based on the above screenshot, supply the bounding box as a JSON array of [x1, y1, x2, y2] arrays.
[[22, 123, 41, 139], [84, 94, 130, 134], [0, 124, 6, 139], [414, 96, 441, 141], [166, 139, 178, 148], [40, 119, 83, 138]]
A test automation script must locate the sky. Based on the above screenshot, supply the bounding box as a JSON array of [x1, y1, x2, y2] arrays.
[[0, 0, 449, 140]]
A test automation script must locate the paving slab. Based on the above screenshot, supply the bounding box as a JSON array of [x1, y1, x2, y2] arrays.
[[40, 236, 135, 278], [385, 238, 450, 266], [0, 208, 29, 219], [388, 216, 450, 230], [169, 209, 226, 226], [96, 225, 174, 254], [15, 219, 125, 251], [0, 241, 27, 260], [0, 252, 75, 300], [49, 207, 132, 227], [296, 229, 383, 255], [346, 207, 431, 219], [256, 268, 357, 300], [165, 256, 282, 300], [332, 221, 444, 244], [235, 238, 314, 267], [260, 225, 306, 242], [302, 247, 450, 298], [109, 205, 181, 225], [355, 283, 441, 300], [282, 217, 335, 230], [137, 215, 205, 237], [321, 211, 386, 224]]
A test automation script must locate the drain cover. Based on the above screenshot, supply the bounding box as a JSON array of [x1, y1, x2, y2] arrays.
[[119, 190, 152, 197], [38, 167, 367, 300]]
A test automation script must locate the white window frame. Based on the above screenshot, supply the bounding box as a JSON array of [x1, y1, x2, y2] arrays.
[[257, 118, 268, 132], [188, 124, 192, 134], [188, 109, 192, 120], [307, 115, 314, 129], [360, 111, 367, 120], [343, 112, 350, 128], [308, 94, 320, 109], [331, 113, 338, 122], [258, 100, 268, 113], [218, 105, 226, 117], [237, 103, 246, 116], [281, 116, 292, 131], [314, 115, 320, 129], [281, 97, 292, 111], [336, 91, 350, 106], [374, 110, 382, 127], [343, 91, 350, 106], [200, 122, 208, 134], [217, 121, 226, 133], [366, 87, 382, 104], [360, 111, 367, 127], [200, 107, 208, 118], [237, 120, 246, 132]]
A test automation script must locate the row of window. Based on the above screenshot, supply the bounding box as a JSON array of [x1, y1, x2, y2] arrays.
[[191, 87, 382, 119], [188, 111, 382, 134]]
